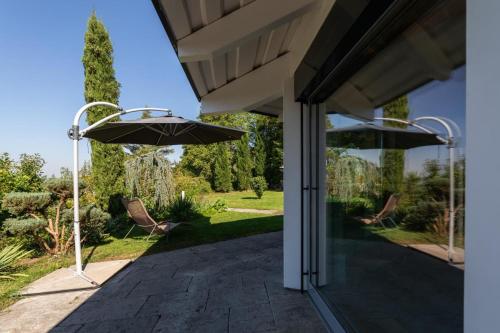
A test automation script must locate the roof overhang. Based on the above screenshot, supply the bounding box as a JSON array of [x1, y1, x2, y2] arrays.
[[152, 0, 335, 117]]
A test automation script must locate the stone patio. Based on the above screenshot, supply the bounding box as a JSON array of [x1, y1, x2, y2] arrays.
[[1, 232, 326, 333]]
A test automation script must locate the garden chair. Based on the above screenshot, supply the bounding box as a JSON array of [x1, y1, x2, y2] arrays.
[[360, 194, 400, 228], [121, 198, 179, 241]]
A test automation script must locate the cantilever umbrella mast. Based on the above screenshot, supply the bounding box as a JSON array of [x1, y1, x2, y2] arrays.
[[69, 102, 244, 284], [328, 116, 458, 262], [68, 102, 172, 284], [374, 117, 457, 263]]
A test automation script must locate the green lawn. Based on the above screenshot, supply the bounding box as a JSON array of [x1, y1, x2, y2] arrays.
[[0, 210, 283, 311], [201, 190, 283, 211]]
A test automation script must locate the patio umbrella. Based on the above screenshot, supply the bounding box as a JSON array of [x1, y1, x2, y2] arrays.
[[326, 123, 445, 150], [69, 102, 246, 285], [82, 115, 244, 145]]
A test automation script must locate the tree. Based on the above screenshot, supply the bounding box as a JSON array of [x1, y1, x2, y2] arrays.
[[82, 13, 125, 213], [125, 149, 175, 214], [234, 134, 253, 190], [214, 143, 232, 192], [253, 132, 266, 177], [0, 153, 45, 201], [381, 95, 409, 197], [255, 116, 283, 189]]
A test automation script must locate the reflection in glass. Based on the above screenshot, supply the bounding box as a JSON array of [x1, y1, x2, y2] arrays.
[[316, 67, 465, 332]]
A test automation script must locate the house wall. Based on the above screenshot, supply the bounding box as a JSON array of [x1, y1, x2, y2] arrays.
[[283, 78, 303, 290], [465, 0, 500, 331]]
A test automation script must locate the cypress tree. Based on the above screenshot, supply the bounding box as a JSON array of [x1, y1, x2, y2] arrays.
[[256, 116, 283, 189], [82, 13, 125, 213], [214, 143, 232, 192], [253, 132, 266, 177], [234, 134, 253, 190], [381, 95, 409, 197]]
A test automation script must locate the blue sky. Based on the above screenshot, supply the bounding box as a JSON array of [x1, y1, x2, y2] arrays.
[[0, 1, 200, 176]]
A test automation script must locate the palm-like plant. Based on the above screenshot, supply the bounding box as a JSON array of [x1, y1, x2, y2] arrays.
[[0, 243, 32, 280]]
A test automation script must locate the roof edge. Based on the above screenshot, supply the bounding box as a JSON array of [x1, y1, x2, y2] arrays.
[[151, 0, 202, 101]]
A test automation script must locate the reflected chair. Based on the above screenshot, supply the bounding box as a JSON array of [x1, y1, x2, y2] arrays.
[[121, 198, 179, 241], [360, 194, 400, 228]]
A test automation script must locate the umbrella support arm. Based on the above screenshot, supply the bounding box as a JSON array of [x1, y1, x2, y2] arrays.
[[375, 116, 457, 263], [70, 102, 172, 280]]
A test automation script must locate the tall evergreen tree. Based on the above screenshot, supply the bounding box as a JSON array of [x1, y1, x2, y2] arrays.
[[214, 143, 232, 192], [381, 95, 410, 197], [253, 132, 266, 177], [234, 134, 253, 190], [256, 116, 283, 189], [82, 13, 125, 213]]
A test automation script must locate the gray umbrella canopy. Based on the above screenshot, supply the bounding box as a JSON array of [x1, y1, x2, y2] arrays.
[[327, 123, 445, 150], [83, 115, 245, 145]]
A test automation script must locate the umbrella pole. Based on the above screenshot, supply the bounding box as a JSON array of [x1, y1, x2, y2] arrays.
[[448, 144, 456, 262], [72, 132, 82, 275], [71, 126, 99, 286]]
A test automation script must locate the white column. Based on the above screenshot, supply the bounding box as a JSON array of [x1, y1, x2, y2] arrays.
[[465, 1, 500, 331], [283, 77, 303, 290]]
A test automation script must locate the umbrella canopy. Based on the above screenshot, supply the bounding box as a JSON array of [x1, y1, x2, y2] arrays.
[[83, 115, 245, 145], [326, 123, 445, 150]]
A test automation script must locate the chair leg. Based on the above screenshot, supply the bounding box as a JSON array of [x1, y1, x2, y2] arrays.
[[388, 217, 397, 227], [123, 225, 136, 239], [146, 225, 157, 241], [379, 219, 387, 228]]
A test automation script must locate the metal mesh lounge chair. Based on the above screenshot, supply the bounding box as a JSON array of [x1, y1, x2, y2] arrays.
[[121, 198, 179, 241], [360, 194, 401, 228]]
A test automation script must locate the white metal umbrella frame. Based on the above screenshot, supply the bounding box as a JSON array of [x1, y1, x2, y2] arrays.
[[68, 102, 172, 284], [374, 116, 459, 263]]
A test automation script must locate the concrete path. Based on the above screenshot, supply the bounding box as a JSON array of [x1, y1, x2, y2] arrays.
[[226, 207, 281, 215], [408, 243, 465, 267], [1, 232, 325, 333], [0, 260, 131, 333]]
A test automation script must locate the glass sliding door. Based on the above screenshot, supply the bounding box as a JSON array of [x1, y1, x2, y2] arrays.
[[307, 1, 465, 332]]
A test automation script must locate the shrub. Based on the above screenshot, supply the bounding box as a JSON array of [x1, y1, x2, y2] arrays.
[[61, 205, 110, 244], [401, 200, 444, 231], [345, 197, 374, 216], [200, 199, 228, 216], [0, 243, 32, 280], [174, 173, 211, 198], [251, 176, 268, 199], [44, 178, 75, 197], [2, 192, 52, 216], [3, 218, 47, 236], [167, 196, 198, 222]]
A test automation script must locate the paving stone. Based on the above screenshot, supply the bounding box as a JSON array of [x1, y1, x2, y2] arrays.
[[273, 300, 327, 333], [229, 303, 277, 333], [58, 296, 148, 325], [127, 276, 192, 298], [135, 291, 208, 317], [50, 324, 83, 333], [77, 315, 160, 333], [206, 282, 269, 310]]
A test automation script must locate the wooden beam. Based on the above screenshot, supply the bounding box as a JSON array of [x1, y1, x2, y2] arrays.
[[178, 0, 316, 62], [201, 54, 290, 114]]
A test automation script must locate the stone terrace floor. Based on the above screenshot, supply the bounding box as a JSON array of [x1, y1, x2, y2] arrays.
[[49, 231, 326, 333]]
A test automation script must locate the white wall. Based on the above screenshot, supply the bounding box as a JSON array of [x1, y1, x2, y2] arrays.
[[283, 78, 302, 290], [465, 1, 500, 331]]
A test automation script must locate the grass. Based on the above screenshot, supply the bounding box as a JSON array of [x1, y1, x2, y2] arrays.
[[341, 217, 465, 247], [0, 210, 283, 311], [201, 190, 283, 211]]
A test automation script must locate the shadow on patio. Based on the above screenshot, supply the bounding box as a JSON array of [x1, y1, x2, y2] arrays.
[[49, 231, 326, 333]]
